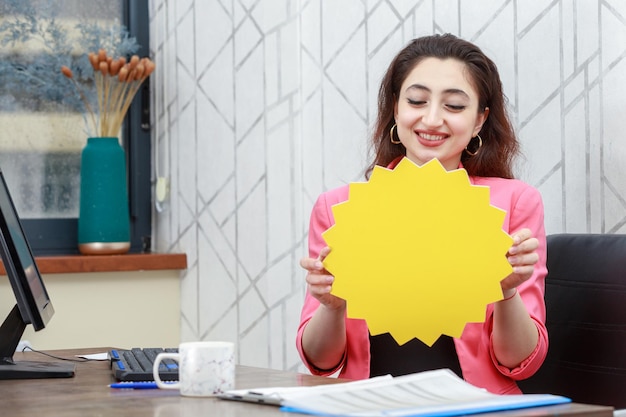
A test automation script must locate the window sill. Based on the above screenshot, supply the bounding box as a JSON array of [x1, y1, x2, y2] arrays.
[[1, 253, 187, 275]]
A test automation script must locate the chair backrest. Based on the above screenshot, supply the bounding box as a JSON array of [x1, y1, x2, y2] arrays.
[[518, 233, 626, 407]]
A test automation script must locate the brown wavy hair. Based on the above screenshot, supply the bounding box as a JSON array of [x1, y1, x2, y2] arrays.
[[366, 33, 519, 179]]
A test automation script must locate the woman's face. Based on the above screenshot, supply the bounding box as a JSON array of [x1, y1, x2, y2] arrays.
[[394, 57, 488, 171]]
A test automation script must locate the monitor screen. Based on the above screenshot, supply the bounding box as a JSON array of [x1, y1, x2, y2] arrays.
[[0, 169, 75, 379]]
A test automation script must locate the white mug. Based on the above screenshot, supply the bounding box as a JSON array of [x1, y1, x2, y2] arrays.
[[153, 341, 235, 397]]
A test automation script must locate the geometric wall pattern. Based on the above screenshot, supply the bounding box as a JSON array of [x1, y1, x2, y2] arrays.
[[149, 0, 626, 373]]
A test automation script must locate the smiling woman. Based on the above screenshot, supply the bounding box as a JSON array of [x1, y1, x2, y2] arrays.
[[297, 33, 548, 396], [393, 57, 488, 171], [0, 0, 151, 255]]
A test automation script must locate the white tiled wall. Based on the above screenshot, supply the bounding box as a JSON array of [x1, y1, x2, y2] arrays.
[[149, 0, 626, 372]]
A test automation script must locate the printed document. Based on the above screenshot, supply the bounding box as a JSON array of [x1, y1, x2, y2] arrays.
[[221, 369, 570, 417]]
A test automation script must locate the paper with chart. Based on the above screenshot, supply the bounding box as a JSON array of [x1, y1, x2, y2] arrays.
[[279, 369, 569, 417], [322, 158, 514, 346]]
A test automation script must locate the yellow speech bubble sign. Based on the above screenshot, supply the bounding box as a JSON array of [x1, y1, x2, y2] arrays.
[[322, 158, 513, 346]]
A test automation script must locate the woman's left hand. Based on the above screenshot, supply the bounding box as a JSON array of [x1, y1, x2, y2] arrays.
[[501, 228, 539, 293]]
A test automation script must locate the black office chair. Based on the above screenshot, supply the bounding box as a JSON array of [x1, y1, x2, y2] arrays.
[[518, 233, 626, 408]]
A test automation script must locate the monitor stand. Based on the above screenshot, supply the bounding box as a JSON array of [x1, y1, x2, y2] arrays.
[[0, 360, 75, 379], [0, 305, 75, 380]]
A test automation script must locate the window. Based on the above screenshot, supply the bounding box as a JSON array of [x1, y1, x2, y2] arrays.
[[0, 0, 151, 255]]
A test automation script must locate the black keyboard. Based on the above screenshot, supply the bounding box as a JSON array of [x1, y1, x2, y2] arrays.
[[109, 348, 179, 381]]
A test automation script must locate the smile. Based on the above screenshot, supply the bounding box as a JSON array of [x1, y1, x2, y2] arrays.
[[419, 133, 446, 141]]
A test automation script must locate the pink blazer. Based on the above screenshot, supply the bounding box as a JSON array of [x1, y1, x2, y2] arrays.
[[296, 164, 548, 395]]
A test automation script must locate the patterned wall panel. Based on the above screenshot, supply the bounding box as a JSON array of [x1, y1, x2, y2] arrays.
[[150, 0, 626, 373]]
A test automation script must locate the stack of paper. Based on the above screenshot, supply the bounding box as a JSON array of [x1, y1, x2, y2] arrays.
[[221, 369, 571, 417]]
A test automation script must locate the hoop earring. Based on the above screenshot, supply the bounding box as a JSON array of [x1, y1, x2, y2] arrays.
[[390, 124, 401, 144], [464, 134, 482, 156]]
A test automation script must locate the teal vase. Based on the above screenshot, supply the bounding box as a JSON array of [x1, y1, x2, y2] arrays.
[[78, 137, 130, 255]]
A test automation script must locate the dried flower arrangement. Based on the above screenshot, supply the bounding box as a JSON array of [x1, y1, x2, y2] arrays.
[[61, 50, 155, 138], [0, 1, 150, 220]]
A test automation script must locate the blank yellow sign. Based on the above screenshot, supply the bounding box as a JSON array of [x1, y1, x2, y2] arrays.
[[322, 158, 513, 346]]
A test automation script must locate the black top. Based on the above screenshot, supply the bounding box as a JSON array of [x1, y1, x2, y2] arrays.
[[369, 332, 463, 378]]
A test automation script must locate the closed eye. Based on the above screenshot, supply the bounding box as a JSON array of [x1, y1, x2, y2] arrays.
[[407, 98, 426, 106], [445, 104, 466, 111]]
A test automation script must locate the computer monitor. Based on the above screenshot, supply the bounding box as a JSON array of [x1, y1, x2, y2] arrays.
[[0, 169, 75, 379]]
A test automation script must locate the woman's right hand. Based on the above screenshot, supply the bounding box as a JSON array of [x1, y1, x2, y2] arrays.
[[300, 246, 346, 310]]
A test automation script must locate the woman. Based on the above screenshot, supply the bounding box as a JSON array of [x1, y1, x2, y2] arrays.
[[296, 34, 548, 395]]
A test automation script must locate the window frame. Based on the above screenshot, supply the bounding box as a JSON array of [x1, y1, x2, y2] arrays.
[[21, 0, 152, 256]]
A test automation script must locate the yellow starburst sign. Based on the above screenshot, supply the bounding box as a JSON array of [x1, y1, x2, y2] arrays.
[[322, 158, 513, 346]]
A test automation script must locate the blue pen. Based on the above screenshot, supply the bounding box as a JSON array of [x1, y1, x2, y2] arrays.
[[109, 381, 176, 389]]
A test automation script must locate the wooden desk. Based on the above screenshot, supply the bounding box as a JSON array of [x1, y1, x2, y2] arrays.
[[1, 348, 614, 417]]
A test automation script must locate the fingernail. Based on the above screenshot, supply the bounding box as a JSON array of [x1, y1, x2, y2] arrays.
[[315, 261, 324, 269]]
